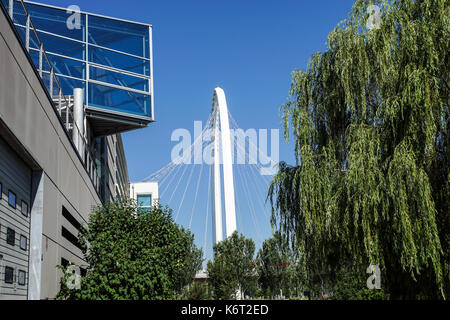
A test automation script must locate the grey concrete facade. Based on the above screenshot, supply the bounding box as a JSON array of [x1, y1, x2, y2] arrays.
[[0, 6, 107, 299]]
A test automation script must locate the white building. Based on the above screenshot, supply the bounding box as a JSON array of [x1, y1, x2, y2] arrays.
[[130, 182, 159, 211]]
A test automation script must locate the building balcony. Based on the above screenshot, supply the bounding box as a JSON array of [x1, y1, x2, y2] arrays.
[[2, 0, 154, 137]]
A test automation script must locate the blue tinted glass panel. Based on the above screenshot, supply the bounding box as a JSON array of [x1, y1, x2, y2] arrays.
[[56, 75, 85, 97], [90, 66, 148, 92], [28, 49, 40, 69], [37, 31, 85, 60], [25, 3, 86, 41], [12, 1, 27, 25], [36, 52, 52, 73], [88, 83, 151, 117], [88, 15, 149, 58], [8, 191, 16, 208], [47, 53, 85, 79], [137, 194, 151, 207], [15, 25, 40, 49], [89, 46, 149, 76], [41, 71, 50, 91], [41, 72, 61, 96]]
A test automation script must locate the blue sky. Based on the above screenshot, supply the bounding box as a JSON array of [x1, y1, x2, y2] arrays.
[[37, 0, 355, 260]]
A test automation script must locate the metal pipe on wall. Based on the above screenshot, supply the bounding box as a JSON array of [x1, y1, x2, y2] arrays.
[[73, 88, 85, 161]]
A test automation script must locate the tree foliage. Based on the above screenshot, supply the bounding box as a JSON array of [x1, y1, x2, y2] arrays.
[[207, 231, 257, 299], [182, 281, 213, 300], [256, 231, 303, 298], [269, 0, 449, 299], [57, 199, 203, 300]]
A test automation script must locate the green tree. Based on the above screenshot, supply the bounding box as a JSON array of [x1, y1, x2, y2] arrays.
[[175, 231, 204, 294], [57, 199, 203, 300], [257, 231, 296, 298], [182, 282, 213, 300], [207, 231, 257, 299], [329, 267, 386, 300], [268, 0, 449, 299]]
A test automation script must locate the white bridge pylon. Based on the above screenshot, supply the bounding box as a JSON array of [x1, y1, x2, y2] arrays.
[[141, 87, 275, 257], [211, 87, 237, 243]]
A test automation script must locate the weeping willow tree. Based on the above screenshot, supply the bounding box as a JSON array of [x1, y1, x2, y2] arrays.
[[268, 0, 449, 299]]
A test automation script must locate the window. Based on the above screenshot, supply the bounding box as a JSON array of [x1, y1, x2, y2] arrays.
[[20, 235, 27, 251], [137, 194, 152, 212], [62, 206, 81, 230], [6, 228, 15, 246], [0, 182, 2, 199], [4, 267, 14, 284], [8, 190, 16, 208], [61, 258, 69, 267], [61, 226, 83, 250], [18, 270, 26, 286], [21, 201, 28, 217]]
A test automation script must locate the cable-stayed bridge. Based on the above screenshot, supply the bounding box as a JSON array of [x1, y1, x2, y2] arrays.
[[141, 88, 277, 261]]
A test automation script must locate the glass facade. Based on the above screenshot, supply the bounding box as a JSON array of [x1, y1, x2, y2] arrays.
[[2, 0, 153, 119]]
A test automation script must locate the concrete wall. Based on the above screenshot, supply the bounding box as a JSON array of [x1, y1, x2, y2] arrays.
[[0, 8, 101, 299]]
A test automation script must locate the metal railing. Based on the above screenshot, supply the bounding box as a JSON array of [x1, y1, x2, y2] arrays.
[[3, 0, 99, 192]]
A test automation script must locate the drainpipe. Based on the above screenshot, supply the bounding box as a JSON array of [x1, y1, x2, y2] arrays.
[[73, 88, 85, 161]]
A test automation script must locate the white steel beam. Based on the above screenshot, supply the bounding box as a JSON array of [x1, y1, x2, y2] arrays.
[[212, 109, 223, 243], [211, 87, 237, 241]]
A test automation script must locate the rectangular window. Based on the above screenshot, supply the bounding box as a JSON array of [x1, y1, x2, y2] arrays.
[[61, 258, 69, 267], [61, 226, 83, 251], [6, 228, 15, 246], [137, 194, 152, 212], [0, 182, 2, 199], [62, 206, 81, 230], [18, 270, 26, 286], [8, 190, 16, 208], [20, 235, 27, 251], [21, 201, 28, 217], [4, 267, 14, 284]]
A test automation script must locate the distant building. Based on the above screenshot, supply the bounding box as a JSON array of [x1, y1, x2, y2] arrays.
[[130, 182, 159, 211], [0, 0, 154, 299], [193, 270, 209, 284]]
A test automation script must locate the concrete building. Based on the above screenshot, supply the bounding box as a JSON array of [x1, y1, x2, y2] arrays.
[[0, 0, 153, 299], [130, 182, 158, 212]]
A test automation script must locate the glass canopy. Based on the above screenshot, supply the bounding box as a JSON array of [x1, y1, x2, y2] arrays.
[[3, 0, 153, 120]]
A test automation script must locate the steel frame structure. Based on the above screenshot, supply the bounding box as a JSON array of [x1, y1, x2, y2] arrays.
[[7, 0, 154, 121]]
